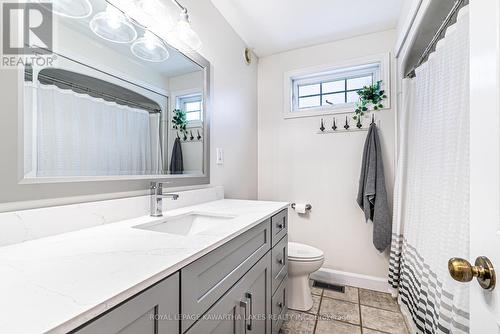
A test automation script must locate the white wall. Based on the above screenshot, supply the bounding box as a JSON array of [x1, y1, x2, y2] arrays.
[[257, 30, 397, 279], [0, 0, 258, 210]]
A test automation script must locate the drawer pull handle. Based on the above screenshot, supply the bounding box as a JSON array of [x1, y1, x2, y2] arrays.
[[277, 223, 284, 229], [245, 292, 253, 331], [240, 300, 249, 334], [277, 302, 283, 309], [277, 258, 284, 265]]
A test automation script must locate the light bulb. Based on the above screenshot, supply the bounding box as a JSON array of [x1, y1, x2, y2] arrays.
[[38, 0, 93, 19], [89, 5, 137, 43], [144, 31, 157, 50], [131, 31, 169, 62], [106, 5, 123, 29], [139, 0, 158, 14], [174, 11, 202, 51]]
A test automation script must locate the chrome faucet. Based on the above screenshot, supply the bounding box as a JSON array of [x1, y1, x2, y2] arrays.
[[150, 182, 179, 217]]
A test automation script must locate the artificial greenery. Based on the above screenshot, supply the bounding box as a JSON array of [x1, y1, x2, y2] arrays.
[[172, 109, 188, 134], [353, 80, 387, 121]]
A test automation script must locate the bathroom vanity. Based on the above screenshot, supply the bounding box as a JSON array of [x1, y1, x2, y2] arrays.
[[0, 199, 288, 334]]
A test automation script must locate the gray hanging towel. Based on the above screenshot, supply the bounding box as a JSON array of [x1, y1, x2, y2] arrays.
[[169, 137, 184, 174], [356, 123, 392, 252]]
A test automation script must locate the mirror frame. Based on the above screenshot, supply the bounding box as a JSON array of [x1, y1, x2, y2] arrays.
[[17, 47, 211, 187]]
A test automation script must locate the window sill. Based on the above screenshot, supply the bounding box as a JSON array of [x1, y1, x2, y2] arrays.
[[283, 105, 390, 119], [285, 105, 355, 119]]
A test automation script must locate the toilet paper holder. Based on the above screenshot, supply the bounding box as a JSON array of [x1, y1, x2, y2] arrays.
[[291, 203, 312, 211]]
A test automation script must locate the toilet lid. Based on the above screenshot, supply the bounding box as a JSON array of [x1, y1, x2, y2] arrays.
[[288, 242, 324, 260]]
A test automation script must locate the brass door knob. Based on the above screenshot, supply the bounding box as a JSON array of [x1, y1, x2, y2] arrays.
[[448, 256, 496, 290]]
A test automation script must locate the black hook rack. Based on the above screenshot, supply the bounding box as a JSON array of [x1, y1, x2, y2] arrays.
[[318, 114, 377, 134]]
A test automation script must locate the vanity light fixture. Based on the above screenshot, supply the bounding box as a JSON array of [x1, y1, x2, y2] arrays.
[[89, 4, 137, 43], [131, 31, 170, 62], [106, 0, 202, 52], [39, 0, 93, 19]]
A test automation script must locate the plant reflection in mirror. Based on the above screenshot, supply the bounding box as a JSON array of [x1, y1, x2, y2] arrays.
[[172, 109, 188, 135]]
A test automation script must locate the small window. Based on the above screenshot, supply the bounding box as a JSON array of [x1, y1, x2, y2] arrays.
[[177, 94, 203, 123], [290, 63, 380, 113]]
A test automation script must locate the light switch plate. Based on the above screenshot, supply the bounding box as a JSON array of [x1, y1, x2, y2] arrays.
[[216, 148, 224, 165]]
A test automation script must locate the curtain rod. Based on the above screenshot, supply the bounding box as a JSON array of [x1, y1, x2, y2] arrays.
[[406, 0, 466, 78], [25, 71, 161, 114]]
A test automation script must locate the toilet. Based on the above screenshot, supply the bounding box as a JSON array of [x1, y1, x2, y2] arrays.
[[287, 242, 324, 311]]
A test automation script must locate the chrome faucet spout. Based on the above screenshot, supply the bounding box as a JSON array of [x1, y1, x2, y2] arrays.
[[157, 194, 179, 200], [150, 182, 179, 217]]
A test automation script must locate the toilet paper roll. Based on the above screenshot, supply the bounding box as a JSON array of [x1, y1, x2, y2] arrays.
[[294, 203, 307, 214]]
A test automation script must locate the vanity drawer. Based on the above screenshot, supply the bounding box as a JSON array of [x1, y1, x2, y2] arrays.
[[271, 275, 287, 334], [181, 220, 271, 332], [271, 209, 288, 246], [72, 273, 179, 334], [271, 234, 288, 294]]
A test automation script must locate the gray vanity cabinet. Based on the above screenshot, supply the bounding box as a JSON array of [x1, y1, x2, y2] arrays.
[[184, 252, 272, 334], [69, 209, 288, 334], [72, 273, 179, 334]]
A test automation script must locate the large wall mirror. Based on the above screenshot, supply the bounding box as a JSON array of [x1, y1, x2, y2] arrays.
[[21, 0, 210, 184]]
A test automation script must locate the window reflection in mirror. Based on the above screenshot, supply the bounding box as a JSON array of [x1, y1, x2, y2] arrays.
[[22, 0, 207, 181]]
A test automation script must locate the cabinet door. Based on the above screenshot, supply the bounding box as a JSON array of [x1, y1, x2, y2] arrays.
[[271, 235, 288, 294], [73, 273, 179, 334], [271, 276, 287, 334], [182, 220, 271, 332], [185, 253, 272, 334]]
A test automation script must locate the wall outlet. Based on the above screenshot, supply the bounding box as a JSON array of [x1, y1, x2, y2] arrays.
[[216, 148, 224, 165]]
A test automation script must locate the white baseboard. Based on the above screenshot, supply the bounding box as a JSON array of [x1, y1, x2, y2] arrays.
[[310, 267, 389, 293]]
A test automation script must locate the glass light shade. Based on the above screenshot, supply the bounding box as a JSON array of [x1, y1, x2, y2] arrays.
[[174, 13, 202, 51], [131, 32, 169, 62], [38, 0, 93, 19], [89, 5, 137, 43], [111, 0, 175, 33]]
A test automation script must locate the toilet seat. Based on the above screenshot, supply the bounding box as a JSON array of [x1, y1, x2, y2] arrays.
[[288, 242, 324, 262]]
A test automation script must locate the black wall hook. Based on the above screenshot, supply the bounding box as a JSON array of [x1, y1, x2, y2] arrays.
[[320, 118, 325, 132], [344, 116, 350, 130], [197, 129, 202, 140], [356, 117, 363, 129], [371, 113, 375, 125], [332, 117, 337, 131], [189, 130, 194, 140]]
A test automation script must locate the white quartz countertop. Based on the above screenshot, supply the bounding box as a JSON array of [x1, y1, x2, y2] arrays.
[[0, 199, 288, 334]]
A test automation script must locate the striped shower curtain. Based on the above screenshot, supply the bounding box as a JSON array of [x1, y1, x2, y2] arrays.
[[389, 6, 469, 334]]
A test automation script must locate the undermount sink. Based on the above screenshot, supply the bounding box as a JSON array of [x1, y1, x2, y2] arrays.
[[133, 212, 237, 236]]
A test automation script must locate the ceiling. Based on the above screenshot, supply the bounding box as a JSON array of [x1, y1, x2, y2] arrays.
[[210, 0, 404, 57]]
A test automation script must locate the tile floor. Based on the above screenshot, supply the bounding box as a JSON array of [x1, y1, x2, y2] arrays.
[[280, 282, 410, 334]]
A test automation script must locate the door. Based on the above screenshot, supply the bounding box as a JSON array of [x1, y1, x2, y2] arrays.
[[185, 252, 272, 334], [469, 0, 500, 333]]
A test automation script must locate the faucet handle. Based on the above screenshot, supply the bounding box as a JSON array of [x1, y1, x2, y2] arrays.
[[150, 181, 162, 195]]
